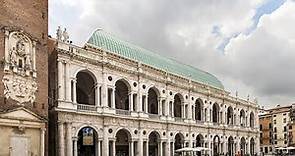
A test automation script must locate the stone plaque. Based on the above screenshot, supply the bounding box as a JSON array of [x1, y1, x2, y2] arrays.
[[10, 136, 29, 156]]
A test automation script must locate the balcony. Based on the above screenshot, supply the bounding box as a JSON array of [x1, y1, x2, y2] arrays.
[[115, 109, 131, 115], [77, 104, 97, 111]]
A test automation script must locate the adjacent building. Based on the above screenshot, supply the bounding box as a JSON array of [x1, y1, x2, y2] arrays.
[[0, 0, 48, 156], [259, 105, 295, 155], [48, 29, 260, 156]]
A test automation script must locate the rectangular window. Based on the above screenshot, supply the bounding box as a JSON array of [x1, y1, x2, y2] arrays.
[[284, 126, 287, 132], [290, 125, 293, 129], [284, 118, 286, 123], [265, 147, 268, 153]]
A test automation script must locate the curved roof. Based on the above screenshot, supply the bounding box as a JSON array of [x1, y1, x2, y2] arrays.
[[86, 29, 224, 89]]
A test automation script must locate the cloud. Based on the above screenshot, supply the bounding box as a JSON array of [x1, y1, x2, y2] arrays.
[[49, 0, 295, 107]]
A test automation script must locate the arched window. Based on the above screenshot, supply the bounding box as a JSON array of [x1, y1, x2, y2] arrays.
[[213, 103, 219, 123], [174, 133, 185, 150], [213, 135, 220, 156], [77, 127, 98, 156], [76, 71, 96, 105], [250, 138, 255, 155], [174, 94, 183, 118], [195, 99, 203, 121], [148, 131, 160, 156], [196, 134, 204, 147], [227, 106, 234, 125], [148, 87, 159, 114], [115, 80, 130, 110], [240, 137, 246, 156], [228, 136, 234, 156], [115, 129, 131, 156], [250, 112, 255, 128]]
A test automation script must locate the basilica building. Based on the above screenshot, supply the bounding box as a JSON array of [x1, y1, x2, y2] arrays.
[[48, 28, 259, 156]]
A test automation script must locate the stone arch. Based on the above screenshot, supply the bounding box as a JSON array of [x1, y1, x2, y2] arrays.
[[250, 137, 255, 155], [250, 112, 255, 128], [212, 103, 220, 123], [174, 132, 185, 150], [240, 109, 246, 127], [195, 98, 203, 121], [148, 87, 160, 114], [195, 134, 204, 147], [213, 135, 221, 156], [240, 137, 246, 156], [75, 124, 100, 138], [76, 70, 97, 105], [148, 131, 161, 156], [227, 106, 234, 125], [77, 126, 99, 156], [115, 79, 131, 110], [174, 93, 184, 118], [228, 136, 235, 156], [115, 128, 132, 156]]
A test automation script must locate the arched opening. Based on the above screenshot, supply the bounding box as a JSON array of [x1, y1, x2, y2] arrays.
[[250, 112, 255, 128], [196, 134, 204, 156], [227, 107, 234, 125], [213, 135, 220, 156], [174, 133, 184, 150], [195, 99, 203, 121], [77, 127, 98, 156], [115, 80, 130, 110], [240, 137, 246, 156], [148, 131, 160, 156], [213, 103, 219, 123], [250, 138, 255, 155], [174, 94, 183, 118], [148, 88, 159, 114], [115, 129, 131, 156], [240, 110, 246, 127], [76, 71, 96, 105], [228, 136, 234, 156]]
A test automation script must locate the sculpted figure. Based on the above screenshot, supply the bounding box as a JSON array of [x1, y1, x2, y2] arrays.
[[56, 26, 62, 41], [62, 28, 69, 42]]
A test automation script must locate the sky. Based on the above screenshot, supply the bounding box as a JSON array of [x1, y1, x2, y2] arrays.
[[49, 0, 295, 109]]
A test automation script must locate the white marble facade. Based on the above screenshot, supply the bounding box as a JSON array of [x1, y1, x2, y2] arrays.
[[54, 40, 260, 156]]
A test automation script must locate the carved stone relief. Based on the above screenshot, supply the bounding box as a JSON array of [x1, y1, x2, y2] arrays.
[[2, 30, 37, 104]]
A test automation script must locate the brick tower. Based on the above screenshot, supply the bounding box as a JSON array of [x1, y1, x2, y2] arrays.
[[0, 1, 48, 156]]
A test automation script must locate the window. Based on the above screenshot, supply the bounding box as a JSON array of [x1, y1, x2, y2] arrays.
[[274, 134, 277, 140], [284, 133, 287, 139], [284, 126, 287, 132], [284, 118, 286, 123], [290, 125, 292, 129], [275, 141, 277, 144], [270, 147, 272, 152], [269, 123, 272, 129], [283, 113, 286, 116], [260, 124, 262, 130], [265, 147, 268, 153], [274, 120, 276, 124], [285, 140, 287, 144], [274, 127, 277, 133], [274, 115, 276, 117]]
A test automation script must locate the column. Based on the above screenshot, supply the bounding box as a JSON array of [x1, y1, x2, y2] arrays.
[[130, 141, 134, 156], [181, 103, 185, 118], [166, 100, 169, 116], [65, 62, 71, 101], [158, 141, 163, 156], [66, 122, 73, 156], [159, 98, 162, 115], [188, 103, 192, 120], [138, 86, 142, 112], [102, 127, 109, 156], [171, 102, 174, 117], [138, 136, 143, 156], [165, 140, 170, 156], [112, 88, 116, 108], [223, 142, 227, 155], [4, 30, 9, 64], [58, 60, 64, 100], [247, 140, 250, 154], [40, 128, 45, 156], [72, 78, 77, 103], [95, 84, 100, 106], [97, 140, 101, 156], [172, 141, 175, 156], [73, 137, 78, 156], [112, 140, 116, 156], [145, 141, 149, 156], [145, 96, 148, 113], [129, 93, 134, 111], [101, 72, 107, 107], [58, 122, 65, 156]]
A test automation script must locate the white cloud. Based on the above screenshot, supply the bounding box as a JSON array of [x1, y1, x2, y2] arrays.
[[49, 0, 295, 107]]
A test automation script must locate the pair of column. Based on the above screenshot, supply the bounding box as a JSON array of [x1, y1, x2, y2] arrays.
[[58, 122, 72, 156]]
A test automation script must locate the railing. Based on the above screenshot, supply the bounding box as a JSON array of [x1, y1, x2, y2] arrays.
[[175, 117, 184, 122], [116, 109, 131, 115], [196, 120, 204, 124], [77, 104, 97, 111], [148, 113, 160, 119]]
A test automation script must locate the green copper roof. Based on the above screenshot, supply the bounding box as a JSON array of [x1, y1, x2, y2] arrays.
[[86, 29, 224, 89]]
